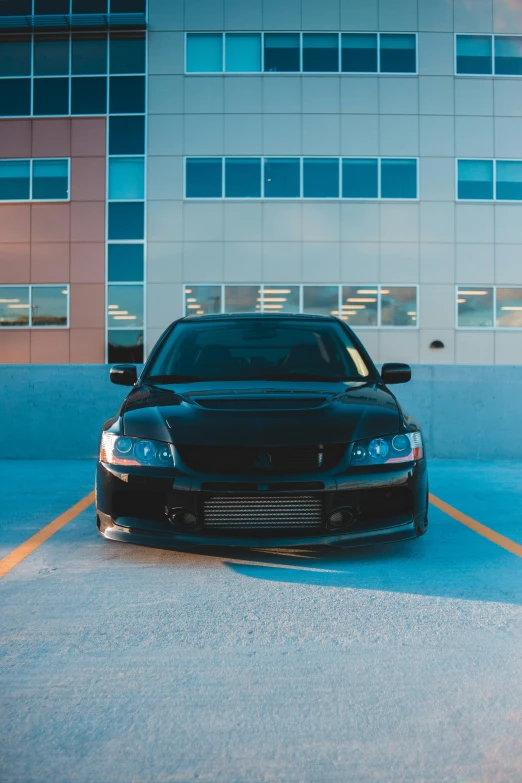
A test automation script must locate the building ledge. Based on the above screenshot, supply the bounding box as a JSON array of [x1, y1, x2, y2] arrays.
[[0, 13, 147, 32]]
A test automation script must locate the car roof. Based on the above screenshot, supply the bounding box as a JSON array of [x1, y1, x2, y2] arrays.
[[181, 313, 338, 323]]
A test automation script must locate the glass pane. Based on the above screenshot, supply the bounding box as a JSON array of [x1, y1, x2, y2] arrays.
[[0, 79, 31, 116], [495, 36, 522, 75], [303, 158, 340, 198], [34, 35, 69, 76], [0, 0, 31, 12], [341, 285, 378, 326], [303, 286, 338, 316], [109, 115, 145, 154], [109, 157, 144, 199], [108, 284, 144, 327], [108, 244, 144, 282], [225, 158, 261, 198], [457, 159, 493, 200], [341, 33, 377, 73], [108, 202, 144, 240], [32, 286, 68, 326], [110, 0, 145, 11], [108, 329, 144, 363], [109, 75, 145, 113], [225, 33, 261, 72], [456, 34, 492, 75], [0, 286, 29, 327], [73, 0, 107, 11], [71, 77, 107, 114], [72, 34, 107, 75], [32, 159, 69, 200], [381, 159, 417, 199], [261, 286, 299, 313], [303, 33, 339, 72], [381, 287, 417, 326], [264, 33, 300, 73], [34, 0, 70, 11], [496, 287, 522, 327], [380, 33, 416, 74], [342, 158, 378, 198], [33, 78, 69, 115], [185, 286, 222, 315], [0, 35, 31, 77], [0, 160, 30, 200], [496, 160, 522, 200], [110, 33, 146, 74], [264, 158, 300, 198], [186, 33, 223, 73], [224, 286, 259, 313], [186, 158, 222, 198], [457, 286, 493, 327]]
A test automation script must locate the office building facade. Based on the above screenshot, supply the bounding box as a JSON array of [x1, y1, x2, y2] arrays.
[[1, 0, 522, 365]]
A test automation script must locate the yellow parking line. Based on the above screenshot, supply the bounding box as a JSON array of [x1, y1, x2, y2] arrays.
[[429, 492, 522, 559], [0, 491, 95, 580]]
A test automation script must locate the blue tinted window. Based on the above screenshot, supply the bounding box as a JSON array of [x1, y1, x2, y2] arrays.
[[72, 34, 107, 75], [0, 79, 30, 116], [0, 0, 31, 12], [34, 1, 70, 11], [108, 329, 144, 363], [495, 36, 522, 76], [303, 33, 339, 72], [109, 157, 144, 200], [108, 284, 144, 328], [225, 158, 261, 198], [225, 34, 261, 72], [303, 286, 338, 316], [0, 35, 31, 76], [186, 158, 222, 198], [264, 33, 300, 72], [109, 76, 145, 113], [380, 33, 416, 73], [496, 161, 522, 200], [0, 286, 29, 327], [303, 158, 339, 198], [110, 33, 146, 74], [186, 34, 223, 72], [381, 159, 417, 199], [341, 33, 377, 73], [33, 159, 69, 200], [184, 286, 222, 315], [457, 159, 493, 200], [34, 35, 69, 76], [110, 0, 146, 10], [342, 158, 378, 198], [33, 78, 69, 115], [0, 160, 30, 201], [71, 77, 107, 114], [456, 35, 492, 75], [109, 115, 145, 154], [109, 203, 144, 240], [32, 286, 68, 327], [264, 158, 300, 198], [73, 0, 107, 11], [108, 244, 144, 282]]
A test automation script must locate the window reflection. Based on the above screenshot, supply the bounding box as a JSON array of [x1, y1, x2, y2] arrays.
[[381, 287, 417, 327], [457, 287, 494, 328], [0, 286, 30, 328], [224, 286, 259, 313], [108, 284, 144, 328], [260, 286, 299, 313], [32, 286, 68, 327], [340, 286, 378, 326], [108, 329, 144, 363], [496, 288, 522, 327], [185, 286, 222, 315], [303, 286, 338, 316]]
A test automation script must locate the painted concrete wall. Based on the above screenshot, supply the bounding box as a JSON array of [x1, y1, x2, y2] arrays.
[[0, 364, 519, 460]]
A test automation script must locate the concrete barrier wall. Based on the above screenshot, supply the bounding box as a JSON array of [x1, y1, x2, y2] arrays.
[[0, 364, 520, 459]]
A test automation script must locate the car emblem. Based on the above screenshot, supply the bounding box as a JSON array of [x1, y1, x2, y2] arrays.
[[252, 450, 272, 471]]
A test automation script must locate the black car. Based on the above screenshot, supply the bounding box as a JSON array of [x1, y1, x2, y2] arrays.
[[96, 314, 428, 549]]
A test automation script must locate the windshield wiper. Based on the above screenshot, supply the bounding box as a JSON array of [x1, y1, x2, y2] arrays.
[[145, 374, 202, 384]]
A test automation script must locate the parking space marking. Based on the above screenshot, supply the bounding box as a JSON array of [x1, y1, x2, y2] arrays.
[[0, 491, 95, 580], [429, 492, 522, 559]]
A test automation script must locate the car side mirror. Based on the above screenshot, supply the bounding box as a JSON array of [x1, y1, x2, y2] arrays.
[[110, 364, 138, 387], [381, 362, 411, 385]]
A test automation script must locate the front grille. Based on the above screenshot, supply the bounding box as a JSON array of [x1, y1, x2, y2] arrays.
[[203, 494, 324, 528], [177, 444, 346, 474]]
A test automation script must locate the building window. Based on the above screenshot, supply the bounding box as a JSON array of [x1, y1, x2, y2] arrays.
[[108, 202, 144, 240], [0, 158, 69, 201], [380, 158, 417, 199], [110, 32, 146, 75], [185, 286, 222, 315], [342, 158, 378, 199], [225, 33, 261, 72], [260, 286, 300, 313], [496, 288, 522, 327], [457, 287, 494, 328], [186, 33, 223, 72], [0, 34, 31, 77], [186, 158, 222, 198], [225, 158, 261, 198], [496, 160, 522, 200], [108, 284, 144, 328], [456, 35, 492, 75], [264, 158, 300, 198], [34, 1, 71, 12], [0, 285, 68, 328], [264, 33, 300, 72], [224, 286, 259, 313], [109, 157, 145, 200], [303, 286, 338, 316], [71, 76, 107, 114], [303, 158, 339, 198], [379, 33, 416, 73], [108, 244, 144, 282], [34, 34, 69, 76], [454, 159, 522, 201], [381, 287, 417, 327], [0, 160, 30, 200], [109, 115, 145, 155], [107, 330, 143, 363], [303, 33, 338, 72], [33, 77, 69, 115], [340, 286, 378, 326], [495, 36, 522, 75], [72, 33, 107, 75], [341, 33, 377, 73], [0, 79, 31, 116], [109, 75, 145, 113]]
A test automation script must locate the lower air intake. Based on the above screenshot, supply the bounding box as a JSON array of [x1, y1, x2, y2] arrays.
[[203, 495, 324, 529]]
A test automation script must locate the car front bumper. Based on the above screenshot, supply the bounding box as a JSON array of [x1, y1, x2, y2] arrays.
[[96, 458, 428, 549]]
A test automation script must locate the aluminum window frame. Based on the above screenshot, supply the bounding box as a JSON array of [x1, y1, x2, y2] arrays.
[[0, 156, 70, 202], [456, 158, 522, 203], [0, 282, 70, 329], [456, 285, 522, 330], [454, 33, 522, 77]]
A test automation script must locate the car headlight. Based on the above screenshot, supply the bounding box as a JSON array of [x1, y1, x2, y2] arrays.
[[350, 431, 423, 466], [100, 432, 175, 467]]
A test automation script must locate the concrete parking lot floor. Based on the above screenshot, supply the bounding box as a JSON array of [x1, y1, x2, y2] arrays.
[[1, 460, 521, 783]]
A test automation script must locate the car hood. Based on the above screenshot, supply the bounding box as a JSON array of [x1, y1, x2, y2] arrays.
[[121, 381, 401, 447]]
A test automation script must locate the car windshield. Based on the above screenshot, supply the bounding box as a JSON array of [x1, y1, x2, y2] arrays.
[[145, 318, 372, 383]]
